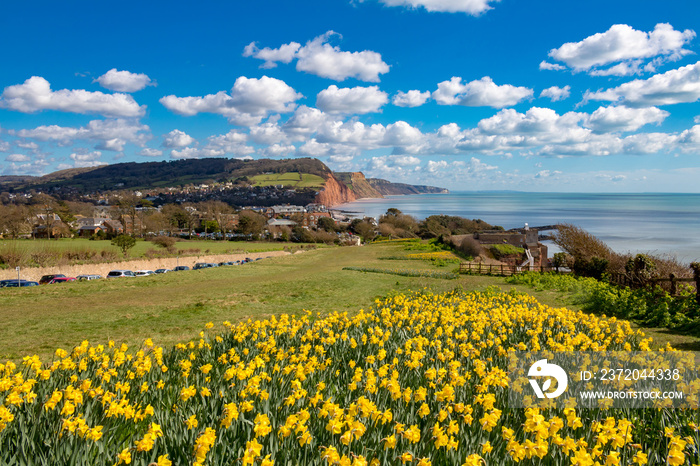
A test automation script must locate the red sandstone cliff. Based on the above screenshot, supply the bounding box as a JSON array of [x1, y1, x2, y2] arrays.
[[315, 173, 357, 206]]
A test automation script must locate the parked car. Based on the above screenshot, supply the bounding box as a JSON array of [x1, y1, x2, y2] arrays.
[[135, 270, 155, 277], [48, 277, 76, 284], [107, 270, 136, 278], [1, 279, 37, 287], [154, 268, 171, 274], [77, 274, 102, 281], [193, 263, 210, 270], [39, 274, 66, 285], [4, 280, 39, 287], [1, 279, 21, 287], [173, 266, 190, 271]]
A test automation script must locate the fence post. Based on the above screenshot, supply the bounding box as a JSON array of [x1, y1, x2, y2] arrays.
[[478, 262, 482, 274], [670, 273, 677, 296], [691, 263, 700, 305], [501, 264, 504, 276]]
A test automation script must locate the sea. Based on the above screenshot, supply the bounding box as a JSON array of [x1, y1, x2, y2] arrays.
[[338, 192, 700, 263]]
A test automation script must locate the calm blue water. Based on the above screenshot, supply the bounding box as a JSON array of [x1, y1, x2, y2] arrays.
[[339, 192, 700, 263]]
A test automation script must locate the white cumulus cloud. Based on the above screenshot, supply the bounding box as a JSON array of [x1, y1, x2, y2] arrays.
[[95, 69, 154, 92], [249, 122, 289, 145], [244, 31, 390, 82], [70, 150, 106, 168], [0, 76, 145, 117], [160, 76, 302, 125], [540, 85, 571, 102], [15, 118, 150, 150], [162, 129, 195, 148], [6, 153, 31, 162], [585, 105, 669, 133], [547, 23, 695, 75], [138, 148, 163, 157], [539, 61, 566, 71], [316, 85, 388, 114], [170, 147, 224, 160], [392, 90, 431, 107], [260, 144, 296, 157], [584, 61, 700, 106], [432, 76, 533, 108], [283, 106, 332, 138], [243, 41, 301, 68], [378, 0, 498, 15]]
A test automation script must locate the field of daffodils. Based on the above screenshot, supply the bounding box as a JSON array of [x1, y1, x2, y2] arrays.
[[1, 289, 698, 465]]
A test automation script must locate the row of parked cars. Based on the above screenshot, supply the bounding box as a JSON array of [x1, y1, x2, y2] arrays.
[[0, 258, 263, 287], [106, 259, 260, 277]]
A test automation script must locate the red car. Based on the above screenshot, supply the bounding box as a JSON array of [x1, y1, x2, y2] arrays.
[[47, 277, 76, 284]]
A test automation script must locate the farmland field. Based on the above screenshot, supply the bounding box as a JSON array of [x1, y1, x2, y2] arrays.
[[1, 242, 699, 465], [249, 172, 326, 188]]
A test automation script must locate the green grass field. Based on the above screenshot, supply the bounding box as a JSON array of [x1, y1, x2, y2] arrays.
[[249, 172, 326, 188], [1, 242, 697, 362], [0, 238, 311, 269]]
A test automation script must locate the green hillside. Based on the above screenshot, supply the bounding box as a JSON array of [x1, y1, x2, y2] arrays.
[[5, 157, 333, 193]]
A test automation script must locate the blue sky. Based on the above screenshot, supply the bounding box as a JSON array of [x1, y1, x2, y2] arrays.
[[1, 0, 699, 192]]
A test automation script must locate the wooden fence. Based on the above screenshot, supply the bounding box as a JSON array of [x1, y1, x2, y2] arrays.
[[610, 272, 698, 297], [459, 262, 560, 276]]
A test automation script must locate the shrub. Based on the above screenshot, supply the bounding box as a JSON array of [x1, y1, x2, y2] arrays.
[[151, 235, 177, 251], [111, 234, 136, 256], [456, 236, 484, 259]]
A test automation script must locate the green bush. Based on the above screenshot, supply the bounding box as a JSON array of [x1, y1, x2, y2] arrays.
[[506, 272, 700, 332]]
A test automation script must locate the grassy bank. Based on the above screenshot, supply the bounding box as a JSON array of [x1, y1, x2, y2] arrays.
[[1, 242, 698, 361]]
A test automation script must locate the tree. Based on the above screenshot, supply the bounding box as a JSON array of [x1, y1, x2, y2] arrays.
[[554, 223, 621, 275], [111, 234, 136, 256], [144, 211, 170, 236], [554, 224, 614, 264], [114, 192, 140, 236], [162, 204, 192, 236], [378, 209, 418, 238], [317, 216, 336, 232], [417, 215, 497, 239], [206, 201, 234, 240], [0, 204, 31, 238], [237, 210, 267, 239], [551, 252, 570, 272], [350, 218, 376, 243], [31, 193, 59, 239]]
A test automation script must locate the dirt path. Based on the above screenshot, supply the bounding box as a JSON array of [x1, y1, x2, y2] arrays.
[[0, 250, 293, 282]]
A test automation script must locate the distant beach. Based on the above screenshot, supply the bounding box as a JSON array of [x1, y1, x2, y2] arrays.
[[339, 192, 700, 263]]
